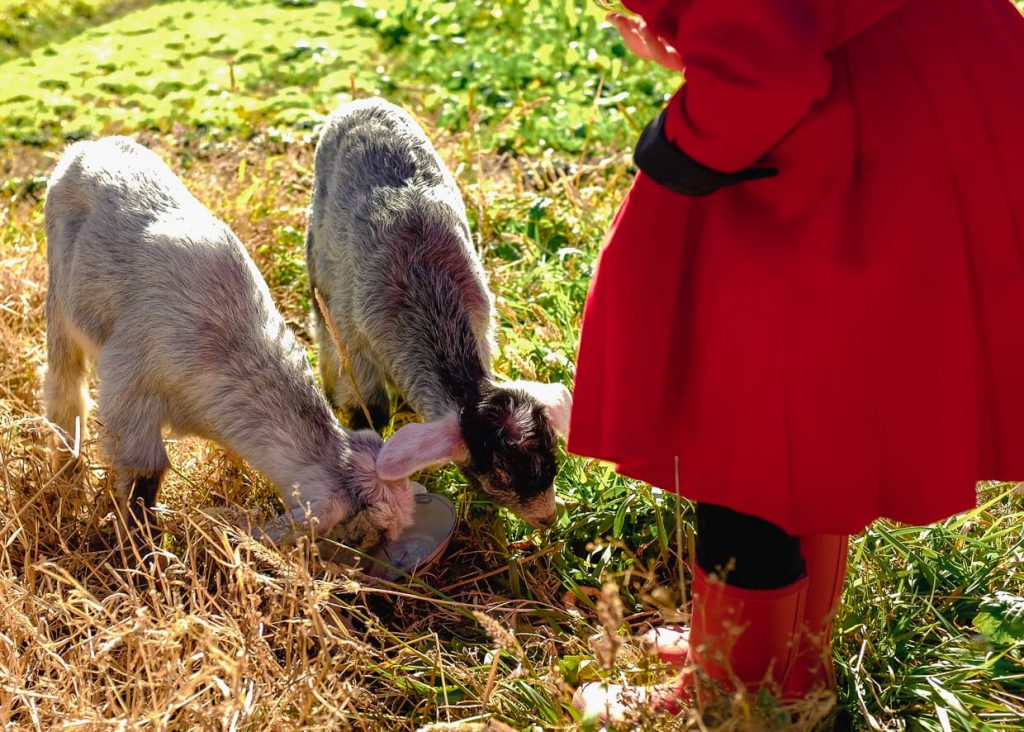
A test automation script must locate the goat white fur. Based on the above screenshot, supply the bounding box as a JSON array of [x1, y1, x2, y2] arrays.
[[43, 136, 414, 543]]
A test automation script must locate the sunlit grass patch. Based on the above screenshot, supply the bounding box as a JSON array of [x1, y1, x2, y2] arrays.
[[0, 0, 153, 64], [0, 0, 383, 147], [837, 484, 1024, 730], [0, 0, 678, 153]]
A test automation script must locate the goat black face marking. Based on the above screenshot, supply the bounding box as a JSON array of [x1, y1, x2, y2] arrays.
[[462, 388, 558, 500]]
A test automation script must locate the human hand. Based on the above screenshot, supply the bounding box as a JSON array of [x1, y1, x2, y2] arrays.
[[607, 12, 684, 72]]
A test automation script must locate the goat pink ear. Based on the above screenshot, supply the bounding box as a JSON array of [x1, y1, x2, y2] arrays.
[[509, 381, 573, 439], [376, 413, 468, 481]]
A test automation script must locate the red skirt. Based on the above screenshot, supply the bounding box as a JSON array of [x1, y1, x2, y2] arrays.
[[568, 0, 1024, 535]]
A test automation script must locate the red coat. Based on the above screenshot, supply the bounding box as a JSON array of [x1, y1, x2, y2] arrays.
[[568, 0, 1024, 535]]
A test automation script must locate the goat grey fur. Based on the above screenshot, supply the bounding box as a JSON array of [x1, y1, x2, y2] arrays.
[[306, 98, 572, 529], [43, 136, 414, 543]]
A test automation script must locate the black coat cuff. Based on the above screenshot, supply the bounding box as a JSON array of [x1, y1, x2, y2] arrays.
[[633, 108, 778, 197]]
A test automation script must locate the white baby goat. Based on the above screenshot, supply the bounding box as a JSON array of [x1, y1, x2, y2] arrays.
[[43, 136, 414, 543]]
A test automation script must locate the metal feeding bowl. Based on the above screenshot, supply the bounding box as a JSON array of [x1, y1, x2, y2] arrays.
[[319, 490, 456, 582], [365, 492, 457, 581]]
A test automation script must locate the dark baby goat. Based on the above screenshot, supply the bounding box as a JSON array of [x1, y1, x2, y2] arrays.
[[306, 98, 572, 528]]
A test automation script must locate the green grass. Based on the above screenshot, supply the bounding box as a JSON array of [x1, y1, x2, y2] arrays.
[[837, 485, 1024, 730], [0, 0, 154, 64], [1, 1, 1022, 730], [0, 0, 675, 150], [0, 0, 384, 146]]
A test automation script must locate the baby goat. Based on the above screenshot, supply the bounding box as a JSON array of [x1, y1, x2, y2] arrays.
[[43, 136, 414, 543], [306, 98, 572, 529]]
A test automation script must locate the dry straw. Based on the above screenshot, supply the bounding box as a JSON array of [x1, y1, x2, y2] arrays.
[[0, 137, 621, 730]]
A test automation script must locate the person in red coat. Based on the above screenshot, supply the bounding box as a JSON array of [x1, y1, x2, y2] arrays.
[[570, 0, 1024, 719]]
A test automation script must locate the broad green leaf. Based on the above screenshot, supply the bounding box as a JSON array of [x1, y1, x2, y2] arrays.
[[973, 592, 1024, 645]]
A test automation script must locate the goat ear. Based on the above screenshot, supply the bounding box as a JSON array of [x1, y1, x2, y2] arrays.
[[509, 381, 573, 439], [376, 413, 468, 481]]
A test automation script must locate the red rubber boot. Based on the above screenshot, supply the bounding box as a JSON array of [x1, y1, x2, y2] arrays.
[[573, 566, 808, 721], [639, 624, 691, 668], [687, 566, 808, 701], [782, 534, 849, 698]]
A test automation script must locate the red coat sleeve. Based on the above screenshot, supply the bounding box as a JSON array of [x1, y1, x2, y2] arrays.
[[632, 0, 833, 172]]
